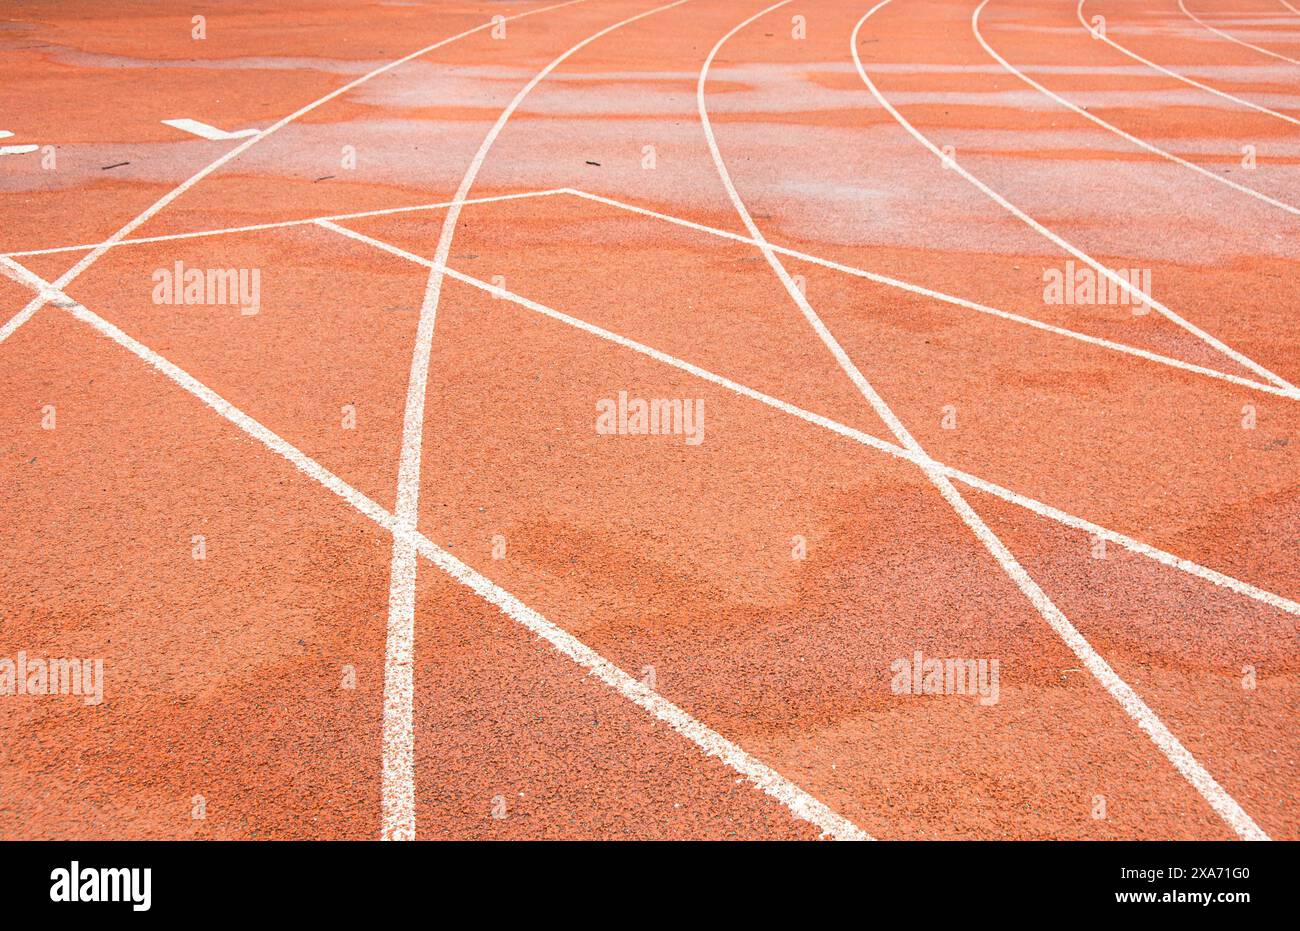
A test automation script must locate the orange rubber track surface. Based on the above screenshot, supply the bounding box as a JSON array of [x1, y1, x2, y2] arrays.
[[0, 0, 1296, 840]]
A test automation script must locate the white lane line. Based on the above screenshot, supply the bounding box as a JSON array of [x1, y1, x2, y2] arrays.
[[404, 529, 871, 842], [0, 131, 11, 139], [160, 118, 260, 141], [380, 0, 693, 842], [0, 253, 868, 842], [1077, 0, 1300, 127], [0, 145, 39, 156], [1283, 0, 1300, 15], [558, 187, 1300, 401], [314, 218, 1300, 625], [0, 302, 44, 343], [710, 0, 1267, 840], [1, 0, 589, 365], [1178, 0, 1300, 65], [975, 2, 1300, 217], [5, 181, 1296, 404], [0, 190, 570, 260], [0, 0, 598, 841], [9, 184, 1292, 406], [855, 1, 1295, 395]]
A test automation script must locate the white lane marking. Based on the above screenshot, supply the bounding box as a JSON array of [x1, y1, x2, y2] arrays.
[[0, 131, 11, 139], [558, 188, 1300, 401], [0, 0, 601, 842], [375, 0, 594, 844], [1, 0, 590, 376], [0, 253, 868, 842], [0, 262, 75, 341], [1283, 0, 1300, 15], [0, 296, 48, 343], [380, 0, 693, 842], [1077, 0, 1300, 127], [1178, 0, 1300, 65], [0, 190, 570, 259], [713, 0, 1267, 840], [854, 1, 1295, 394], [975, 2, 1300, 217], [160, 118, 260, 141], [314, 218, 1300, 625], [402, 528, 871, 841], [5, 182, 1296, 404]]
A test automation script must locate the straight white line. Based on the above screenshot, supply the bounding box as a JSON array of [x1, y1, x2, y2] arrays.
[[855, 0, 1295, 395], [0, 0, 589, 364], [0, 145, 39, 156], [975, 1, 1300, 217], [715, 0, 1267, 840], [1178, 0, 1300, 65], [1077, 0, 1300, 127], [314, 218, 1300, 624], [0, 190, 570, 260], [1283, 0, 1300, 16], [0, 254, 869, 842], [942, 462, 1300, 618], [404, 530, 871, 842], [380, 0, 693, 842], [10, 182, 1293, 404], [0, 300, 46, 344], [558, 187, 1300, 401]]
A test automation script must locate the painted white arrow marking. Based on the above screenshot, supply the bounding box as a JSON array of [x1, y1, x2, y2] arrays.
[[161, 118, 260, 141]]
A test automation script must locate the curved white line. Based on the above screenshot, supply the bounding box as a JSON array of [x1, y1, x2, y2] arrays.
[[847, 0, 1268, 842], [853, 0, 1295, 393], [1178, 0, 1300, 65], [381, 0, 704, 842], [1077, 0, 1300, 126], [709, 0, 1269, 842], [307, 219, 1300, 626], [0, 254, 868, 842], [975, 1, 1300, 217], [0, 0, 588, 345]]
